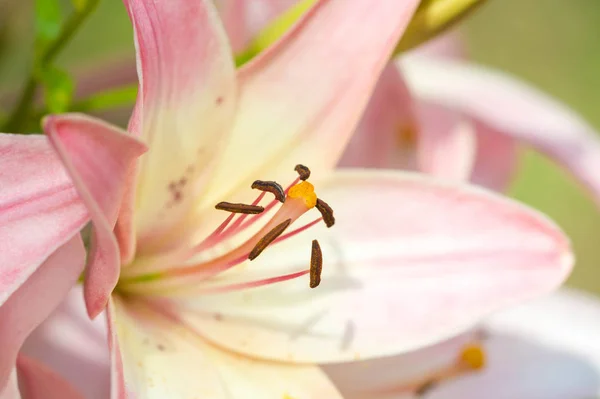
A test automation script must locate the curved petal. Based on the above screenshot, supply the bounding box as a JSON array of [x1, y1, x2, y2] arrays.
[[401, 56, 600, 206], [322, 289, 600, 399], [338, 63, 417, 169], [44, 114, 147, 318], [108, 298, 342, 398], [21, 286, 109, 399], [416, 102, 477, 181], [323, 331, 480, 398], [197, 0, 421, 212], [124, 0, 237, 249], [0, 134, 87, 307], [170, 169, 572, 363], [470, 120, 519, 192], [428, 289, 600, 399], [0, 236, 85, 391], [16, 356, 84, 399], [114, 104, 144, 266]]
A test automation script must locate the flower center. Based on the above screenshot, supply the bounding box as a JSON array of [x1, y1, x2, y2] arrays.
[[117, 165, 334, 296]]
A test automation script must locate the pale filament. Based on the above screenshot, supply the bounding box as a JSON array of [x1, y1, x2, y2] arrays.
[[369, 343, 486, 397]]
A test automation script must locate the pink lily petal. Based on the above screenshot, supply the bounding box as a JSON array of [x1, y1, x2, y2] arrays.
[[401, 56, 600, 205], [0, 236, 85, 391], [338, 63, 417, 169], [416, 102, 477, 181], [44, 114, 147, 319], [216, 0, 249, 53], [170, 169, 572, 363], [106, 300, 126, 399], [107, 298, 342, 398], [470, 120, 519, 192], [16, 356, 84, 399], [198, 0, 421, 210], [124, 0, 237, 250], [21, 286, 109, 399], [0, 370, 19, 399], [0, 134, 87, 307], [114, 104, 143, 266], [112, 165, 139, 266]]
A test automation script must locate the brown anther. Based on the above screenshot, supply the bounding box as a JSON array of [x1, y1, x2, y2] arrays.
[[251, 180, 286, 203], [315, 198, 335, 227], [248, 219, 292, 260], [309, 240, 323, 288], [215, 202, 265, 214], [294, 164, 311, 180], [415, 379, 437, 397]]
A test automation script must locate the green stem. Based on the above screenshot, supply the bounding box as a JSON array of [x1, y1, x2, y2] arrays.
[[41, 0, 100, 65], [2, 0, 101, 132]]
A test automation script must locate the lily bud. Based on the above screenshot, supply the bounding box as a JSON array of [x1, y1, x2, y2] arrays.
[[394, 0, 486, 54]]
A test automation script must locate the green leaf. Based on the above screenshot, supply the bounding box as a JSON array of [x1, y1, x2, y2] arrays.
[[35, 0, 63, 55], [38, 66, 75, 114], [394, 0, 486, 54]]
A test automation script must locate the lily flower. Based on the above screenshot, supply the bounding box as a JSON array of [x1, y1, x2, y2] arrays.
[[27, 0, 572, 396], [0, 132, 143, 398]]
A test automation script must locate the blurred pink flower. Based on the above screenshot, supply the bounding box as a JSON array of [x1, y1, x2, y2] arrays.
[[1, 0, 574, 397], [340, 34, 600, 200], [324, 288, 600, 398]]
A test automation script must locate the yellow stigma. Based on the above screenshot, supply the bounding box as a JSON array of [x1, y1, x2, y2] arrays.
[[459, 344, 486, 370], [287, 181, 317, 209]]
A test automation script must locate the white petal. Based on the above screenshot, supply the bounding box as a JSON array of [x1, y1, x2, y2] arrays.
[[109, 297, 342, 398]]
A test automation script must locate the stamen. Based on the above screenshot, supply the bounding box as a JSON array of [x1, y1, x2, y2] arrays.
[[197, 270, 310, 294], [309, 240, 323, 288], [215, 202, 265, 214], [369, 341, 486, 397], [315, 198, 335, 227], [294, 164, 311, 180], [251, 180, 286, 203], [248, 218, 292, 260], [415, 380, 437, 397], [459, 344, 486, 370]]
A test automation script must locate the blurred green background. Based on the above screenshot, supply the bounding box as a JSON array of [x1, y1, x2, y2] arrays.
[[1, 0, 599, 293]]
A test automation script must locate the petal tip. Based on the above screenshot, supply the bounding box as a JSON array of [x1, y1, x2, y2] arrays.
[[84, 285, 109, 320]]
